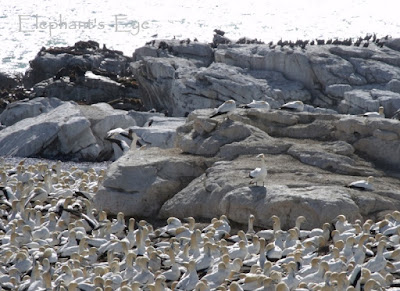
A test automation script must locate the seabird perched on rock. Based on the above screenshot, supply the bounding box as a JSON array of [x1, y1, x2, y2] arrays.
[[249, 153, 267, 186], [279, 101, 304, 112], [210, 99, 236, 118], [106, 128, 144, 160], [239, 100, 270, 110], [362, 106, 385, 118], [347, 176, 374, 191]]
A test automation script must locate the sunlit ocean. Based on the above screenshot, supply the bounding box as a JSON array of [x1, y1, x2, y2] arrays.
[[1, 0, 399, 74]]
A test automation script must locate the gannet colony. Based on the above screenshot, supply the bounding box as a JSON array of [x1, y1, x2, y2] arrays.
[[1, 158, 400, 290], [1, 34, 400, 290]]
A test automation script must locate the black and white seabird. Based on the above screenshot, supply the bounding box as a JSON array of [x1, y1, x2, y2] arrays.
[[210, 100, 236, 118], [347, 176, 374, 191], [249, 154, 267, 186], [362, 106, 384, 118], [279, 101, 304, 112], [240, 100, 271, 110]]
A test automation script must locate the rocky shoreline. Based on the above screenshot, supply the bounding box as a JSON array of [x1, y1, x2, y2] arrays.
[[0, 34, 400, 224], [0, 33, 400, 289]]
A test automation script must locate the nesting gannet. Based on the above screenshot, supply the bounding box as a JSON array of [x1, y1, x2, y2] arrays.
[[239, 100, 271, 110], [256, 215, 281, 240], [202, 262, 230, 289], [334, 214, 354, 233], [249, 154, 267, 186], [279, 100, 304, 112], [210, 100, 236, 118], [362, 240, 388, 273], [347, 176, 374, 191], [362, 106, 385, 118], [176, 260, 199, 290]]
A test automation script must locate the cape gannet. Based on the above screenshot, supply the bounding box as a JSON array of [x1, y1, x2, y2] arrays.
[[362, 106, 385, 118], [249, 154, 267, 186], [279, 100, 304, 112], [210, 100, 236, 118], [239, 100, 271, 110], [347, 176, 374, 191]]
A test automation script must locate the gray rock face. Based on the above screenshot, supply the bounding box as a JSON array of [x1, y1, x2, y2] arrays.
[[130, 116, 186, 149], [31, 71, 139, 104], [0, 97, 64, 126], [0, 102, 98, 159], [159, 155, 363, 229], [93, 148, 208, 217], [97, 108, 400, 228], [132, 40, 400, 117], [0, 98, 143, 161], [132, 56, 311, 116]]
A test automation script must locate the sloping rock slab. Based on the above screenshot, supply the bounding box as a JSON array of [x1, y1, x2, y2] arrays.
[[0, 102, 98, 160], [0, 97, 64, 126], [93, 148, 208, 217]]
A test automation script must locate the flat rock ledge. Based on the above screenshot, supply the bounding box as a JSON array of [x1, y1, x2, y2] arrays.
[[95, 108, 400, 229]]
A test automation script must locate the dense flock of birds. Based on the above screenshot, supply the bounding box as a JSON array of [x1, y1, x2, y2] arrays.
[[1, 159, 400, 290], [211, 30, 392, 49]]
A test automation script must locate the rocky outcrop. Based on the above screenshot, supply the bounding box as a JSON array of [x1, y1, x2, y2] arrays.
[[96, 108, 400, 228], [159, 156, 364, 229], [8, 37, 400, 228], [0, 72, 19, 89], [23, 41, 134, 88], [130, 116, 186, 149], [0, 97, 188, 161], [94, 148, 208, 217], [0, 102, 99, 160], [132, 57, 311, 116], [133, 39, 214, 67], [0, 97, 64, 126], [129, 39, 400, 117], [31, 71, 141, 108]]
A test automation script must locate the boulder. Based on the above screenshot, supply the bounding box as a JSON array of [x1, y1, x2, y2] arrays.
[[127, 110, 165, 127], [23, 41, 133, 88], [130, 116, 186, 149], [159, 155, 363, 229], [160, 151, 400, 229], [0, 97, 64, 126], [93, 148, 207, 217], [0, 102, 99, 160], [31, 71, 139, 104], [0, 72, 19, 89], [79, 103, 137, 159]]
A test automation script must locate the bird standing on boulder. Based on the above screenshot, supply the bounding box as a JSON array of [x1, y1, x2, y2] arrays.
[[279, 101, 304, 112], [239, 100, 271, 110], [249, 154, 267, 186], [210, 100, 236, 118]]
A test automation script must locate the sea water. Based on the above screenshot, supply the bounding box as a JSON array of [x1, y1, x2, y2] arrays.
[[1, 0, 399, 74]]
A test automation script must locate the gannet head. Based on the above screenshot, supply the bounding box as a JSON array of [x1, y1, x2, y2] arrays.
[[367, 176, 374, 184], [256, 153, 265, 159]]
